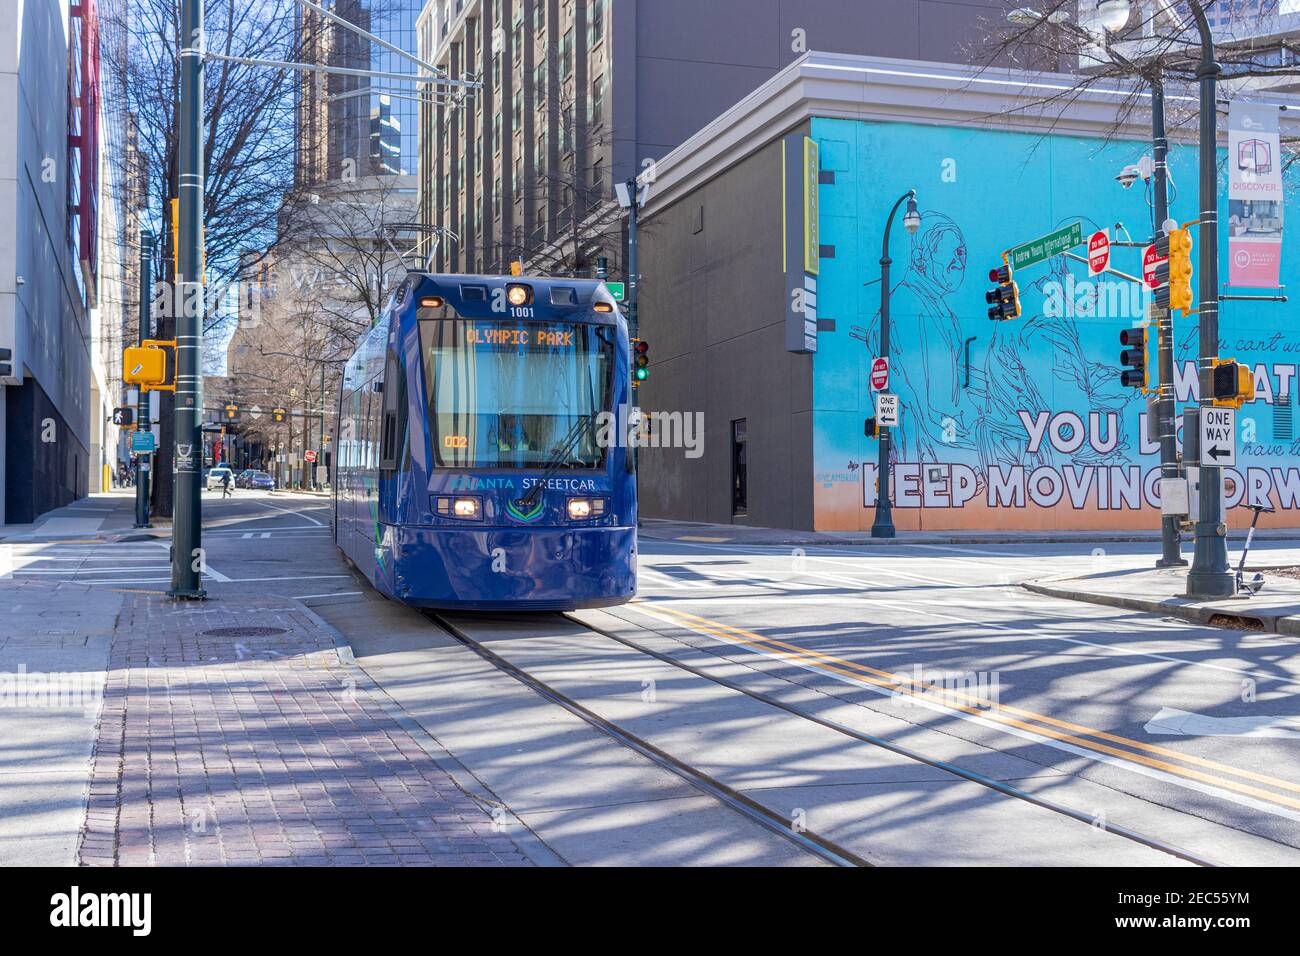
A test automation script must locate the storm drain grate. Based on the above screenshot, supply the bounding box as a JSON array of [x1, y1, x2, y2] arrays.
[[200, 626, 289, 638]]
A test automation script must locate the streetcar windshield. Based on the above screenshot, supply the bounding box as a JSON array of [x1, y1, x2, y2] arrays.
[[420, 318, 613, 469]]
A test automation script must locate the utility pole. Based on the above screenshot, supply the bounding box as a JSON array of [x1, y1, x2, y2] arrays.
[[1185, 1, 1234, 598], [1149, 73, 1186, 569], [170, 0, 206, 598], [872, 190, 920, 540], [625, 179, 640, 343], [134, 230, 154, 528]]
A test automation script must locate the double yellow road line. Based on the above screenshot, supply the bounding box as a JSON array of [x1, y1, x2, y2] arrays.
[[637, 602, 1300, 814]]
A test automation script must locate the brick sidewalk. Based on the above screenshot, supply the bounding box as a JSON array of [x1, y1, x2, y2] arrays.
[[80, 593, 533, 866]]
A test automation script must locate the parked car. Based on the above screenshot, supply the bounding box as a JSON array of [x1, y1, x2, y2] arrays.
[[248, 471, 276, 491], [205, 466, 234, 491], [235, 469, 257, 488]]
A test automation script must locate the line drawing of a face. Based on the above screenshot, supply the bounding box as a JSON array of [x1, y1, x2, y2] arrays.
[[910, 218, 967, 295]]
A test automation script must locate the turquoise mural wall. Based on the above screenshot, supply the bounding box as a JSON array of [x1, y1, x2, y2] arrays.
[[811, 116, 1300, 532]]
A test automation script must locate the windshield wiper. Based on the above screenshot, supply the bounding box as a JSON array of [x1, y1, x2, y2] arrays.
[[512, 414, 595, 513]]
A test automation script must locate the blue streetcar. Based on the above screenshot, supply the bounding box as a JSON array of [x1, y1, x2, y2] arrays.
[[334, 273, 638, 610]]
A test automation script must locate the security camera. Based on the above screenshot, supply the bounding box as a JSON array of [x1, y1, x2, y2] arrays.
[[1116, 164, 1141, 189]]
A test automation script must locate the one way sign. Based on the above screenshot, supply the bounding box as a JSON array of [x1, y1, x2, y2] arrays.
[[1200, 407, 1237, 468]]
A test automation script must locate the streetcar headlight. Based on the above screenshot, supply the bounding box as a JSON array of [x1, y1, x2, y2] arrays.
[[436, 495, 483, 520], [507, 284, 532, 306], [567, 497, 606, 520]]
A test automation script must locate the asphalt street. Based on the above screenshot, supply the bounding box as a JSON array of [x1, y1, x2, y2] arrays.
[[8, 491, 1300, 864]]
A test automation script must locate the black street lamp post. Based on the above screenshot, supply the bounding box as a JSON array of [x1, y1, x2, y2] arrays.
[[872, 190, 920, 540]]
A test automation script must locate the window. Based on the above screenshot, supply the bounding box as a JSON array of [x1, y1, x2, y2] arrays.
[[513, 154, 522, 194], [591, 157, 603, 189], [494, 176, 502, 218], [588, 0, 604, 46], [534, 0, 544, 33], [513, 91, 523, 132], [535, 129, 547, 176], [589, 72, 604, 125], [493, 52, 501, 88], [562, 27, 573, 76], [493, 114, 502, 153], [420, 316, 614, 469], [513, 22, 523, 61], [731, 420, 748, 516], [534, 60, 547, 102], [475, 134, 482, 171]]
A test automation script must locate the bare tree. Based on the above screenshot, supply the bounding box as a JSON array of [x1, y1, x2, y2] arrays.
[[972, 1, 1300, 159]]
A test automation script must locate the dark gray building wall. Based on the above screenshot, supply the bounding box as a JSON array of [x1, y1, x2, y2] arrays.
[[636, 134, 814, 530], [619, 0, 1021, 182]]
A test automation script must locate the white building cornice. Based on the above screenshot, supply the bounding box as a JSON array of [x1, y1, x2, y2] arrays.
[[641, 50, 1300, 218]]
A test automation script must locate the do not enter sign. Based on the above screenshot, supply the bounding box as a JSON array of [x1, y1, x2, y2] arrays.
[[870, 357, 890, 391], [304, 450, 318, 463], [1087, 230, 1111, 276]]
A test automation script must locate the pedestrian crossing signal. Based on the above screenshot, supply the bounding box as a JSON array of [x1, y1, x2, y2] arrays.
[[985, 264, 1021, 321], [1210, 358, 1253, 408], [1119, 326, 1148, 389]]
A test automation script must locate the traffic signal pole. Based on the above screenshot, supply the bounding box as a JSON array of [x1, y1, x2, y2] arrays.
[[1149, 74, 1186, 569], [1186, 2, 1234, 598], [134, 231, 154, 529], [170, 0, 206, 599]]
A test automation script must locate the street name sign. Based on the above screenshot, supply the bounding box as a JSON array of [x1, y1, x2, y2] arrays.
[[875, 392, 899, 428], [870, 357, 890, 391], [1008, 222, 1083, 270], [1200, 407, 1237, 467], [1087, 229, 1111, 275]]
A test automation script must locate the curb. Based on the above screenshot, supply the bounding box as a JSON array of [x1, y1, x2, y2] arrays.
[[639, 528, 1300, 548], [1022, 577, 1300, 636]]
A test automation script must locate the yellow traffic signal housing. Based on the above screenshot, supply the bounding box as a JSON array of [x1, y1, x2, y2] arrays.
[[1210, 358, 1254, 409], [272, 407, 287, 423], [123, 346, 167, 387], [224, 404, 240, 422], [1167, 228, 1193, 312]]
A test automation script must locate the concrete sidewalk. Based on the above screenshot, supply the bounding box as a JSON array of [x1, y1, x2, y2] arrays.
[[640, 517, 1300, 548], [0, 580, 118, 865], [1025, 567, 1300, 636], [0, 491, 148, 543], [0, 516, 545, 867]]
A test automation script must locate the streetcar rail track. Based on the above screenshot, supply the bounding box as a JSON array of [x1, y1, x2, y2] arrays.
[[566, 608, 1224, 868], [427, 611, 870, 868]]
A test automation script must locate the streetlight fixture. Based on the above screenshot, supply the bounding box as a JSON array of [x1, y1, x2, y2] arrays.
[[1096, 0, 1132, 34], [871, 189, 919, 540]]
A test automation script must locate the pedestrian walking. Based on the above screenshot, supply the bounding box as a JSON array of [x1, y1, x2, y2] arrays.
[[221, 470, 233, 499]]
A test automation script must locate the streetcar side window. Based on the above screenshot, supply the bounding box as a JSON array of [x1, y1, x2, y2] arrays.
[[379, 345, 406, 473]]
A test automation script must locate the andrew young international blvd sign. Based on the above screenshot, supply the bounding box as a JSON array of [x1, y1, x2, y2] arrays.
[[1008, 223, 1083, 270]]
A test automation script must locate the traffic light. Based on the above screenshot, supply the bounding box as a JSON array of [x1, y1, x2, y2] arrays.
[[272, 407, 287, 423], [0, 347, 11, 377], [632, 338, 649, 384], [985, 264, 1021, 321], [1119, 326, 1148, 389], [1154, 228, 1193, 312], [224, 404, 240, 422], [864, 417, 878, 439], [1210, 358, 1253, 408]]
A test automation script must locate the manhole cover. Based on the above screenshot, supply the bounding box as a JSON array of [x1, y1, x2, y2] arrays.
[[201, 626, 289, 638]]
